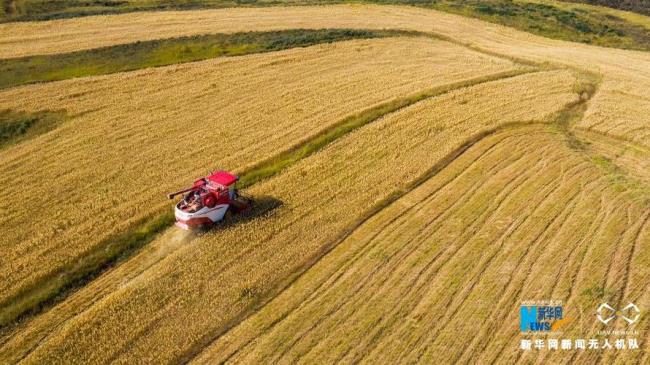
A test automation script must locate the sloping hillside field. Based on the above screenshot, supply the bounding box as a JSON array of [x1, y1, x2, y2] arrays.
[[0, 4, 649, 365]]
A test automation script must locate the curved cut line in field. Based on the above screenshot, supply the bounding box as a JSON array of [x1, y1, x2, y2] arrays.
[[192, 127, 650, 365], [10, 70, 581, 364], [2, 5, 648, 145], [0, 36, 519, 311]]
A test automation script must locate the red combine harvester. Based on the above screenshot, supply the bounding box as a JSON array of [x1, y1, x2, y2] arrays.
[[167, 171, 252, 230]]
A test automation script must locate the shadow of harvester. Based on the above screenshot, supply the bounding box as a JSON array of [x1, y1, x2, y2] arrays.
[[215, 195, 284, 229]]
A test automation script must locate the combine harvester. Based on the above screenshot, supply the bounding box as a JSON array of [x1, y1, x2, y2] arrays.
[[167, 171, 252, 230]]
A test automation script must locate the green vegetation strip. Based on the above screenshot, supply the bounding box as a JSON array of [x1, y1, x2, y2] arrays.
[[566, 0, 650, 17], [422, 0, 650, 51], [0, 109, 66, 148], [0, 67, 535, 328], [3, 0, 650, 52], [0, 28, 404, 90]]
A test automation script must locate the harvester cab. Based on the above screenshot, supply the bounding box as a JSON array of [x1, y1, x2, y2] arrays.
[[167, 171, 252, 230]]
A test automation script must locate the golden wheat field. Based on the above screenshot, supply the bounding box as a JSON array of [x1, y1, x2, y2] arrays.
[[0, 3, 649, 365], [7, 70, 579, 363], [2, 5, 650, 145], [0, 36, 520, 307]]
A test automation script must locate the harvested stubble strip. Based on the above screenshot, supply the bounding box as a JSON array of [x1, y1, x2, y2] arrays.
[[0, 37, 517, 321], [194, 127, 649, 364], [19, 70, 579, 364]]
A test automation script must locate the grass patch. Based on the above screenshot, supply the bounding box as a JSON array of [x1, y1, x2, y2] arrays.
[[0, 109, 66, 148], [413, 0, 650, 51], [0, 28, 402, 90], [588, 153, 650, 196], [564, 0, 650, 17]]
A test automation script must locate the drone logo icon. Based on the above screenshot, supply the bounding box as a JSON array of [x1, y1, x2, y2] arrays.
[[597, 303, 640, 325]]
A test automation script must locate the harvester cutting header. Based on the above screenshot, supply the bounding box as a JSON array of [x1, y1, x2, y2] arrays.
[[167, 171, 252, 230]]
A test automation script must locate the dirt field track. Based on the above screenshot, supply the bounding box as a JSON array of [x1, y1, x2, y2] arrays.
[[0, 4, 649, 365]]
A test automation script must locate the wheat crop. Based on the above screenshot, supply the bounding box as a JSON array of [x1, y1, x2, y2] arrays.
[[14, 70, 580, 364], [2, 5, 648, 145], [0, 36, 517, 317], [2, 5, 649, 364]]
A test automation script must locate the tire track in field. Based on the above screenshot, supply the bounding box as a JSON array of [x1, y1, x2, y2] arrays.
[[445, 165, 599, 364], [556, 198, 625, 365], [593, 209, 649, 365], [478, 187, 585, 365], [413, 155, 585, 364], [301, 137, 545, 363], [631, 221, 650, 365], [562, 189, 646, 365], [561, 195, 607, 303], [420, 153, 593, 364], [530, 178, 610, 365], [508, 176, 602, 363], [346, 144, 560, 360], [619, 211, 650, 302], [564, 203, 631, 365], [537, 198, 645, 365], [356, 140, 564, 363], [290, 133, 554, 363]]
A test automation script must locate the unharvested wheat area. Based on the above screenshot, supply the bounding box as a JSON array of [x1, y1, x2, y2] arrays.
[[0, 2, 649, 365]]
